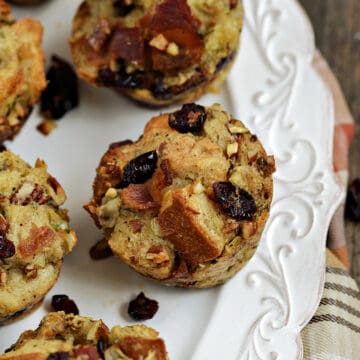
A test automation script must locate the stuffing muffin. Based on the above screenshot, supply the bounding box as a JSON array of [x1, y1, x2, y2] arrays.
[[0, 151, 77, 323], [0, 1, 46, 143], [1, 311, 168, 359], [85, 103, 275, 288], [69, 0, 243, 106]]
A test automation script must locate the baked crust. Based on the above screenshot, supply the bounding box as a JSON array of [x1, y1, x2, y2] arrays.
[[86, 103, 275, 288], [0, 151, 77, 323], [1, 312, 168, 360], [69, 0, 243, 106], [0, 1, 46, 142]]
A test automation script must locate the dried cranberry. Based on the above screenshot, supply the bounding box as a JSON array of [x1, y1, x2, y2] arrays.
[[119, 151, 158, 188], [213, 181, 257, 220], [152, 82, 171, 100], [345, 178, 360, 221], [128, 292, 159, 321], [97, 338, 108, 359], [41, 55, 79, 120], [47, 352, 69, 360], [97, 68, 117, 86], [98, 68, 147, 90], [51, 294, 79, 315], [0, 235, 15, 259], [115, 72, 139, 89], [168, 103, 207, 134], [89, 239, 113, 260], [113, 0, 135, 16], [216, 51, 235, 72]]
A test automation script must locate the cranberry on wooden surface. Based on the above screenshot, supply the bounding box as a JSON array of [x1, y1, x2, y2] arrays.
[[128, 292, 159, 321], [119, 151, 158, 188], [168, 103, 206, 134], [213, 181, 257, 221], [51, 294, 79, 315], [41, 55, 79, 120], [345, 178, 360, 221]]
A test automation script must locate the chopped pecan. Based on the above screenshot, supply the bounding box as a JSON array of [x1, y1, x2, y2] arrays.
[[148, 159, 173, 203], [18, 225, 55, 257], [146, 245, 170, 265], [94, 160, 122, 203], [47, 176, 66, 198], [169, 258, 192, 281], [242, 221, 258, 238], [256, 156, 276, 177], [84, 199, 101, 228], [127, 219, 144, 234], [222, 219, 241, 234], [0, 214, 9, 233], [73, 346, 100, 360], [149, 33, 169, 51], [37, 119, 57, 136], [121, 184, 159, 211], [24, 264, 38, 279], [10, 182, 49, 205]]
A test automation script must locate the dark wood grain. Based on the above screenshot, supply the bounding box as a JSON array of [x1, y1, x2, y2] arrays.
[[299, 0, 360, 285]]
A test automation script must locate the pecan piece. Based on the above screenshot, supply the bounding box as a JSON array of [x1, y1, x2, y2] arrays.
[[146, 245, 170, 265], [127, 219, 144, 234], [121, 184, 159, 211]]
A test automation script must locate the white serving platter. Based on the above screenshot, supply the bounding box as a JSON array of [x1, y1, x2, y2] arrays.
[[1, 0, 343, 359]]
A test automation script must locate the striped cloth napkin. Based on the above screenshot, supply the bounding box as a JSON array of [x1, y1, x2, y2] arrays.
[[301, 51, 359, 359]]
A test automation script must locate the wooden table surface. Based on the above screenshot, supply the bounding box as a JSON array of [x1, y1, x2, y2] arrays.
[[299, 0, 360, 285]]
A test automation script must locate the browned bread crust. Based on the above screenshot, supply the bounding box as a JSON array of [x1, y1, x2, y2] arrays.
[[86, 103, 275, 288], [0, 1, 46, 142], [1, 312, 168, 360], [69, 0, 243, 106]]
